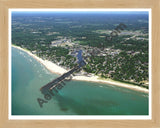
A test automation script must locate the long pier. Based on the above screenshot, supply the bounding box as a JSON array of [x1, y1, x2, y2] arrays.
[[40, 60, 86, 94]]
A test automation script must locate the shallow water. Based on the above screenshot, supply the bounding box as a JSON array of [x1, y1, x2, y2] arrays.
[[12, 47, 149, 115]]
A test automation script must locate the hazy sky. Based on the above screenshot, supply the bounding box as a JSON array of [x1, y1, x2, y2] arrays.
[[12, 11, 149, 15]]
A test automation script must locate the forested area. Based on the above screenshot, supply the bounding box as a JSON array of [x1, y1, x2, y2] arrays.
[[12, 12, 149, 88]]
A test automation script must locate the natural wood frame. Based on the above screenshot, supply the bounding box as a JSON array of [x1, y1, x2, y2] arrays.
[[0, 0, 160, 127]]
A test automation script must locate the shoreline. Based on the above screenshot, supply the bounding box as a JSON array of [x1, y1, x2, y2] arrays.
[[12, 45, 149, 93]]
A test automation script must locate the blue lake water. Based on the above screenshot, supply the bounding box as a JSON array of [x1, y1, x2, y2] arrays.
[[11, 47, 149, 115]]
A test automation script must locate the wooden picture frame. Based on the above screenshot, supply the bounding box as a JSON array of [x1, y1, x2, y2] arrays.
[[0, 0, 160, 127]]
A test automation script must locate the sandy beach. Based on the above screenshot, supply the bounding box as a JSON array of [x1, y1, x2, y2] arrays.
[[12, 45, 149, 93]]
